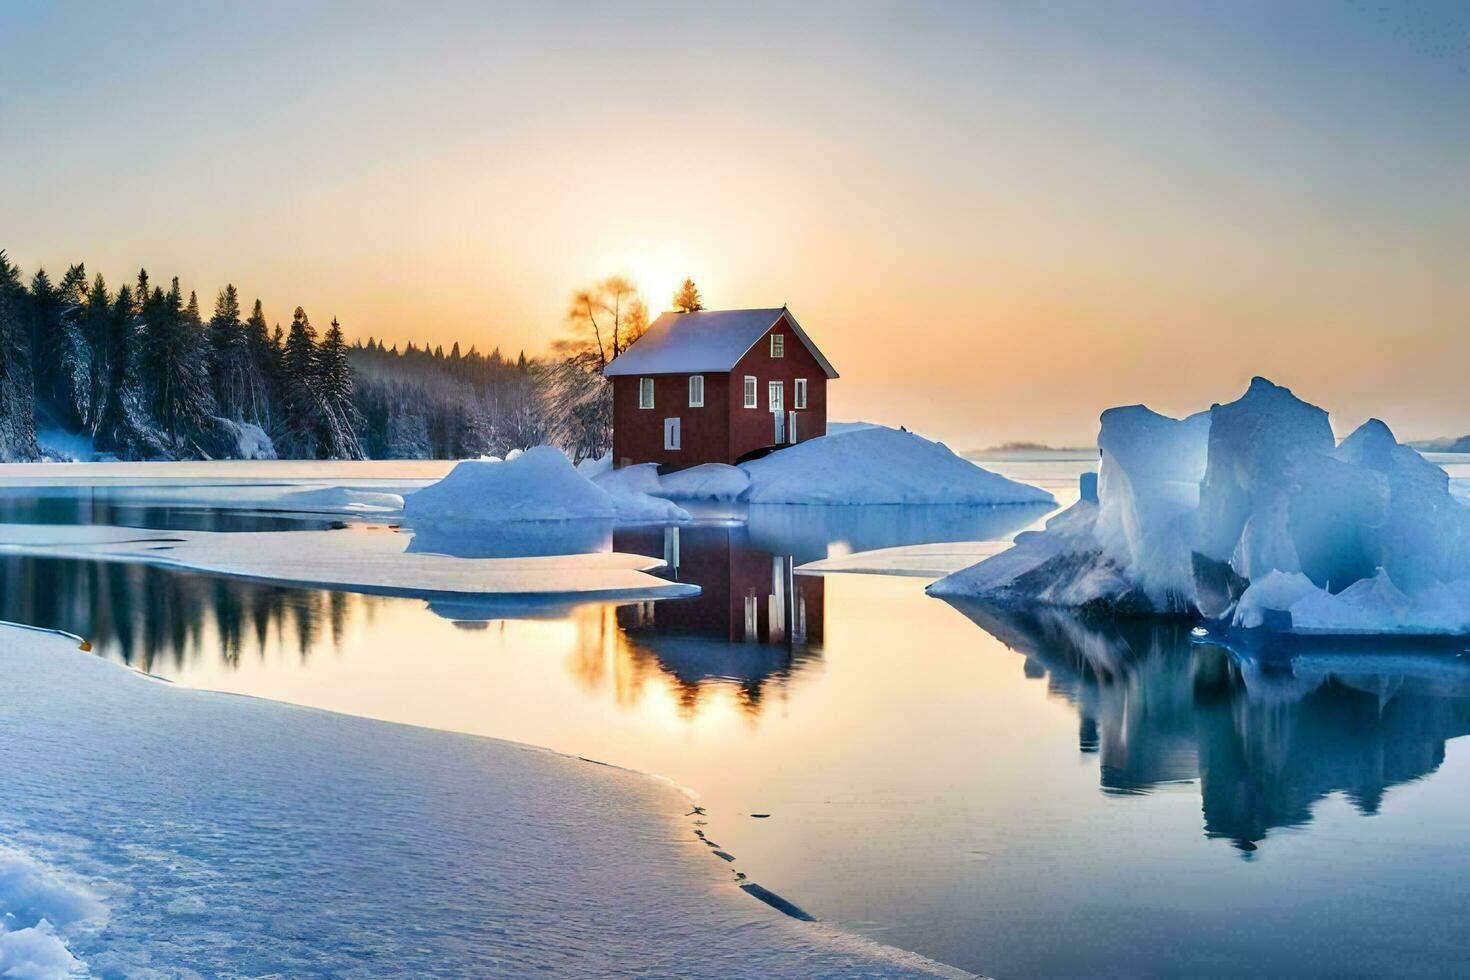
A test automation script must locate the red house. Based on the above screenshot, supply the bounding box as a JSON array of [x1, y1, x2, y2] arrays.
[[603, 307, 838, 469]]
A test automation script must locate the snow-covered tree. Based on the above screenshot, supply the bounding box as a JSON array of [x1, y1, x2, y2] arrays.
[[0, 252, 40, 461], [315, 317, 365, 459]]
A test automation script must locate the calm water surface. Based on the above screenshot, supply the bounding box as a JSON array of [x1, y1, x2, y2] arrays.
[[5, 453, 1470, 978]]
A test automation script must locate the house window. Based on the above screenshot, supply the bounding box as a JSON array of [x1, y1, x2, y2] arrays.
[[768, 380, 784, 412], [794, 378, 808, 409], [770, 333, 784, 358], [743, 375, 757, 408], [688, 375, 704, 407], [664, 417, 681, 451], [639, 378, 654, 409]]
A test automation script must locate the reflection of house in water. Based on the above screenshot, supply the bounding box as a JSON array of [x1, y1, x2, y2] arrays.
[[946, 599, 1470, 851], [611, 525, 824, 711]]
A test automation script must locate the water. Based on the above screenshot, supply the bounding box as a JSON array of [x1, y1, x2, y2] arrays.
[[5, 453, 1470, 977]]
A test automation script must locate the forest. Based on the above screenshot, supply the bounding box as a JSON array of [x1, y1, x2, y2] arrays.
[[0, 253, 701, 463]]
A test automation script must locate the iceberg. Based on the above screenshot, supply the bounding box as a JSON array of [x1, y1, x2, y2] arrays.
[[932, 378, 1470, 635]]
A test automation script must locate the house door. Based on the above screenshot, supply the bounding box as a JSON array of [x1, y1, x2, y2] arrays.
[[769, 381, 784, 443], [663, 417, 681, 451]]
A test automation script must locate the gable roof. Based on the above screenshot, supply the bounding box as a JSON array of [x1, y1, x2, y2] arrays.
[[602, 307, 839, 378]]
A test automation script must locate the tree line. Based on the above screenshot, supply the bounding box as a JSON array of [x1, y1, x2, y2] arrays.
[[0, 252, 705, 463]]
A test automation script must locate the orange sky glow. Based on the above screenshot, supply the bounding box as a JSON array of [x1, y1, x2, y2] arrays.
[[4, 2, 1466, 447]]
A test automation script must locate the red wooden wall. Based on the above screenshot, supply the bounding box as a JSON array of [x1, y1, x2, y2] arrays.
[[610, 314, 829, 470]]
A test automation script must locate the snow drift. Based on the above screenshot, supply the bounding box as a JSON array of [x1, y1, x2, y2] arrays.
[[931, 378, 1470, 635]]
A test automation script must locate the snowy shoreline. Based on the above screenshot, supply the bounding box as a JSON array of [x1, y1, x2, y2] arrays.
[[0, 625, 964, 977]]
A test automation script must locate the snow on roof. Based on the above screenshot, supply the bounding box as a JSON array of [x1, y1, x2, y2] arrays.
[[603, 308, 838, 378]]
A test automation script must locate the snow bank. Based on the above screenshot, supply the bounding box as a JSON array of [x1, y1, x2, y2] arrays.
[[931, 378, 1470, 635], [739, 426, 1056, 506], [0, 626, 955, 977]]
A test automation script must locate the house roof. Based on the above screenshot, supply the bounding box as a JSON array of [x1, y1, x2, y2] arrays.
[[602, 308, 839, 378]]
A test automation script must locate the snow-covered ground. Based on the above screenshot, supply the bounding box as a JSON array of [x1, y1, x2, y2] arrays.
[[0, 625, 957, 977]]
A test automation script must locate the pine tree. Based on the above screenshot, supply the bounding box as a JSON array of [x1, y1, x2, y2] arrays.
[[243, 299, 275, 428], [277, 307, 322, 457], [82, 274, 113, 432], [0, 252, 40, 460], [315, 316, 364, 459], [673, 278, 704, 312], [209, 285, 249, 419]]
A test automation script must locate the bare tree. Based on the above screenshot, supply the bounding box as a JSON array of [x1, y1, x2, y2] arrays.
[[560, 276, 649, 368]]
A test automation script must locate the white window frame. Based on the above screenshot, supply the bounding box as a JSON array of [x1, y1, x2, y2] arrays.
[[664, 417, 681, 451], [770, 333, 784, 358], [794, 378, 808, 409], [768, 380, 784, 413], [743, 375, 757, 409], [639, 377, 654, 409], [688, 374, 704, 407]]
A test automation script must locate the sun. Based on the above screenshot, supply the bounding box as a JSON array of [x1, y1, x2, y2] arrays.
[[599, 243, 708, 315]]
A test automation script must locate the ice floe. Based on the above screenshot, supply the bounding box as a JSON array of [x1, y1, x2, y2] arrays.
[[932, 377, 1470, 635], [0, 523, 695, 603]]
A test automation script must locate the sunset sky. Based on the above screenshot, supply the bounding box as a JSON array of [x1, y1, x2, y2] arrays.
[[4, 1, 1466, 447]]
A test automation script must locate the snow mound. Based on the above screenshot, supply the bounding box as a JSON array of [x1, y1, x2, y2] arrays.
[[932, 377, 1470, 635], [655, 463, 750, 501], [406, 447, 618, 524], [739, 426, 1055, 506], [825, 420, 883, 438], [406, 447, 689, 528]]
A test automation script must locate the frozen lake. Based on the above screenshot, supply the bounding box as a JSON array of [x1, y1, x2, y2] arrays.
[[4, 452, 1470, 977]]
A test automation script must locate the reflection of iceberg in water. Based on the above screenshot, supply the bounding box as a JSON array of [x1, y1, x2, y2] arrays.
[[944, 598, 1470, 850], [611, 525, 825, 712]]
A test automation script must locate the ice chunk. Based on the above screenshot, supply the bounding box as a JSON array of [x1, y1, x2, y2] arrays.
[[739, 426, 1055, 506], [933, 377, 1470, 634], [1092, 406, 1209, 609]]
